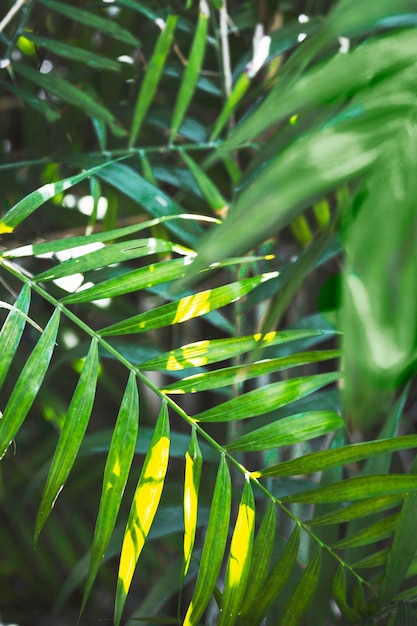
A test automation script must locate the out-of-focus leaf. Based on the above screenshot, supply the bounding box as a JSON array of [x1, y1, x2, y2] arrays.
[[35, 339, 98, 541], [22, 33, 121, 71], [2, 82, 60, 122], [0, 309, 60, 459], [0, 160, 117, 233], [282, 475, 417, 504], [13, 63, 120, 130], [218, 479, 255, 626], [183, 455, 231, 626], [99, 272, 278, 336], [391, 601, 417, 626], [164, 350, 340, 394], [195, 373, 340, 423], [37, 0, 140, 45], [115, 401, 170, 626], [183, 427, 202, 577], [244, 526, 300, 626], [169, 1, 209, 142], [129, 15, 178, 147], [81, 372, 139, 613], [181, 151, 229, 215], [141, 331, 333, 372], [259, 435, 417, 477], [278, 548, 322, 626], [0, 284, 30, 390]]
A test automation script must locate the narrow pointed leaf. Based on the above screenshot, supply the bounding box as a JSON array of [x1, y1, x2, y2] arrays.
[[307, 495, 404, 526], [218, 479, 255, 626], [392, 601, 417, 626], [169, 1, 209, 142], [37, 0, 140, 45], [129, 15, 178, 147], [245, 525, 300, 625], [239, 501, 276, 618], [332, 512, 398, 549], [332, 566, 361, 624], [259, 435, 417, 477], [35, 339, 98, 540], [183, 427, 202, 577], [181, 152, 229, 215], [115, 401, 170, 626], [100, 272, 278, 336], [2, 82, 60, 122], [0, 309, 60, 459], [278, 548, 322, 626], [183, 455, 231, 626], [62, 257, 194, 304], [141, 331, 332, 372], [0, 284, 30, 390], [81, 372, 139, 613], [282, 475, 417, 504], [195, 373, 340, 423], [0, 161, 117, 233]]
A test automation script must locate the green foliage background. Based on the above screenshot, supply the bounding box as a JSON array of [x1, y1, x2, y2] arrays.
[[1, 0, 417, 624]]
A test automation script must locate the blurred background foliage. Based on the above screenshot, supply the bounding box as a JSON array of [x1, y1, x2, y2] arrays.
[[1, 0, 417, 625]]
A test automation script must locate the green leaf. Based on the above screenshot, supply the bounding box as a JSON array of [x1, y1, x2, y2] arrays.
[[307, 495, 404, 526], [169, 1, 210, 142], [0, 309, 60, 459], [37, 0, 141, 46], [141, 331, 332, 372], [0, 160, 118, 233], [195, 373, 340, 423], [282, 475, 417, 504], [13, 63, 120, 130], [0, 284, 30, 391], [332, 512, 398, 549], [62, 257, 194, 304], [218, 479, 255, 626], [35, 339, 99, 541], [115, 401, 170, 626], [99, 272, 278, 336], [183, 427, 202, 577], [392, 601, 417, 626], [81, 372, 139, 613], [129, 15, 178, 147], [332, 566, 361, 624], [239, 501, 276, 618], [183, 455, 231, 626], [181, 151, 229, 215], [22, 33, 121, 71], [36, 239, 192, 283], [244, 525, 300, 626], [278, 547, 322, 626], [258, 435, 417, 478], [2, 82, 60, 122]]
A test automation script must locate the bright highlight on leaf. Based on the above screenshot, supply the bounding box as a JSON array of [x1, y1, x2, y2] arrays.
[[115, 401, 170, 626], [183, 427, 202, 577]]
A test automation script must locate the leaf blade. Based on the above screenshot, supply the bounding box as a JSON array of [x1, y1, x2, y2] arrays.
[[183, 427, 203, 577], [0, 284, 31, 391]]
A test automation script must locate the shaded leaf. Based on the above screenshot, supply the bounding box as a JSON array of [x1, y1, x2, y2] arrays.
[[278, 547, 322, 626], [0, 284, 30, 390], [332, 512, 398, 549], [35, 339, 98, 541]]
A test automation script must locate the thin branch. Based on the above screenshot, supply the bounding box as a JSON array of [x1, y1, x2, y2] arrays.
[[0, 0, 28, 35]]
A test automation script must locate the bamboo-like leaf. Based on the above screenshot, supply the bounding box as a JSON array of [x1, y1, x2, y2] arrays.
[[181, 151, 229, 215], [392, 601, 417, 626], [332, 566, 361, 624], [245, 525, 300, 626], [81, 372, 139, 614], [195, 373, 340, 423], [307, 495, 404, 526], [2, 82, 60, 122], [169, 0, 210, 142], [99, 272, 278, 336], [129, 15, 178, 147], [258, 435, 417, 478], [0, 160, 117, 233], [231, 410, 343, 454], [183, 455, 231, 626], [36, 239, 191, 283], [35, 339, 99, 541], [62, 257, 194, 304], [332, 512, 398, 549], [0, 309, 60, 460], [37, 0, 140, 46], [115, 401, 170, 626], [141, 331, 332, 372], [278, 547, 322, 626], [0, 284, 30, 390], [14, 63, 120, 131], [210, 72, 251, 142], [183, 427, 202, 577], [282, 475, 417, 504], [22, 33, 121, 71], [218, 479, 255, 626], [239, 501, 276, 618]]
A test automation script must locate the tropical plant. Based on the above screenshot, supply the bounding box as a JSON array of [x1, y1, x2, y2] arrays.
[[1, 0, 417, 625]]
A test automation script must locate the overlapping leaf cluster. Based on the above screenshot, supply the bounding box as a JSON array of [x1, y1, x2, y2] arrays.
[[1, 0, 417, 625]]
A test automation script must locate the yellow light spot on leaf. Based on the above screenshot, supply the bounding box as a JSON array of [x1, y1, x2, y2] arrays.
[[173, 292, 211, 324]]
